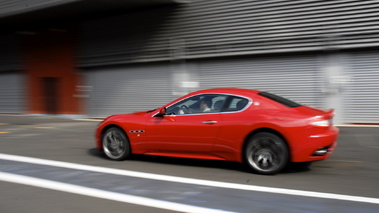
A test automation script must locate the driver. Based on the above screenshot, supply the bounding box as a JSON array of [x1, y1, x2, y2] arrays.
[[200, 98, 212, 112], [178, 98, 212, 114]]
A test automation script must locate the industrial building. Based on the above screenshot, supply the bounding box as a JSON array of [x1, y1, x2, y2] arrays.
[[1, 0, 379, 124]]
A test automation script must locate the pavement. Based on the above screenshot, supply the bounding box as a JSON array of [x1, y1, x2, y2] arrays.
[[0, 114, 101, 125], [0, 114, 378, 213], [1, 113, 378, 168]]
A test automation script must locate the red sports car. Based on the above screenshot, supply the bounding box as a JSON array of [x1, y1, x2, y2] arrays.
[[95, 88, 338, 175]]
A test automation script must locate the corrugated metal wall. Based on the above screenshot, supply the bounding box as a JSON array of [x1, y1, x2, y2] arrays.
[[199, 55, 323, 108], [0, 34, 24, 113], [0, 34, 22, 72], [83, 64, 173, 117], [82, 54, 324, 117], [0, 72, 25, 113], [3, 0, 378, 122], [344, 51, 379, 123], [77, 0, 379, 122], [78, 6, 176, 67], [78, 0, 379, 67], [0, 0, 76, 16], [76, 0, 379, 122]]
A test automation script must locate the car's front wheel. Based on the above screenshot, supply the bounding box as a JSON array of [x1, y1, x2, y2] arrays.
[[244, 132, 289, 175], [102, 127, 130, 160]]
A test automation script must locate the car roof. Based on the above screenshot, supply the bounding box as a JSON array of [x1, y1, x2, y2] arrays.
[[191, 88, 262, 97]]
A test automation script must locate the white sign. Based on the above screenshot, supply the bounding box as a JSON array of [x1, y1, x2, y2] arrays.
[[329, 76, 353, 84], [180, 81, 199, 88]]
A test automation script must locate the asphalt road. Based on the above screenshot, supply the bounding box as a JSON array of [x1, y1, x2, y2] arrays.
[[0, 114, 378, 213]]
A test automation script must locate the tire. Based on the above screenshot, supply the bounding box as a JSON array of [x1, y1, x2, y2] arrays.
[[102, 127, 130, 160], [244, 132, 289, 175]]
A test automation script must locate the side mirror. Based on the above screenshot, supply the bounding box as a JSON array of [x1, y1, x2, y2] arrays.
[[157, 107, 166, 117]]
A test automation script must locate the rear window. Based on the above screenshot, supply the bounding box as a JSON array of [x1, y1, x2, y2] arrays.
[[258, 92, 302, 108]]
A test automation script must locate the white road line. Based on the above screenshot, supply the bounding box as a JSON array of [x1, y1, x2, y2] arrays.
[[336, 124, 379, 127], [0, 172, 234, 213], [74, 118, 103, 122], [1, 153, 379, 205]]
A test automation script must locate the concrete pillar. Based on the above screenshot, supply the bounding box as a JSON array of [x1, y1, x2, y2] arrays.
[[321, 54, 351, 125]]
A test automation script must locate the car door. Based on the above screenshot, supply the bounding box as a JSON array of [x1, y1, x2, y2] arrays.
[[145, 94, 227, 156], [213, 95, 252, 157]]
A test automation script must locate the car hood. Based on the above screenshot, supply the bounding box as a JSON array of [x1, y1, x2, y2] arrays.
[[103, 111, 150, 122]]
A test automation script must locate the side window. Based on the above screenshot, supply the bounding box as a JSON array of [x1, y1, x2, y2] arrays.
[[166, 94, 227, 115], [225, 96, 249, 112], [166, 96, 199, 115], [211, 95, 227, 112]]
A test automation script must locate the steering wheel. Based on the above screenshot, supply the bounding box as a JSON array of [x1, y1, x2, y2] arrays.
[[180, 105, 190, 114]]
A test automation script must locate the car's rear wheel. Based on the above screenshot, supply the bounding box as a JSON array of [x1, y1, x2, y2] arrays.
[[244, 132, 289, 175], [102, 127, 130, 160]]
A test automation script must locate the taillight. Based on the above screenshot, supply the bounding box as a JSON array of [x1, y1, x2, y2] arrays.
[[311, 119, 330, 127], [309, 109, 334, 129], [310, 117, 333, 128]]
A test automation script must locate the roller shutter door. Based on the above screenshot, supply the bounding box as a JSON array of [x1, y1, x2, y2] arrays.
[[0, 72, 25, 113], [198, 55, 323, 108], [78, 1, 379, 67], [83, 64, 172, 117], [344, 51, 379, 123]]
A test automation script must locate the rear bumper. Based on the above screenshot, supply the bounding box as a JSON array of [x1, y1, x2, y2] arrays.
[[291, 126, 339, 162]]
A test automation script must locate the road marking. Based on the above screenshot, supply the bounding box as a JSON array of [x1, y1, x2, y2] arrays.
[[0, 132, 9, 134], [337, 124, 379, 127], [0, 123, 9, 125], [0, 153, 379, 205], [0, 172, 234, 213], [35, 126, 55, 129], [74, 118, 103, 122]]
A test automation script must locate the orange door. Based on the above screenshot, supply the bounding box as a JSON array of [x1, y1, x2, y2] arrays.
[[23, 28, 82, 114]]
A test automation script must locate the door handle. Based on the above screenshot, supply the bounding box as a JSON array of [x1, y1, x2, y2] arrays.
[[202, 121, 218, 124]]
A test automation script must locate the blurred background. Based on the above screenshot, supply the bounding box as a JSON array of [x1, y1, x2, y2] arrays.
[[0, 0, 378, 124]]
